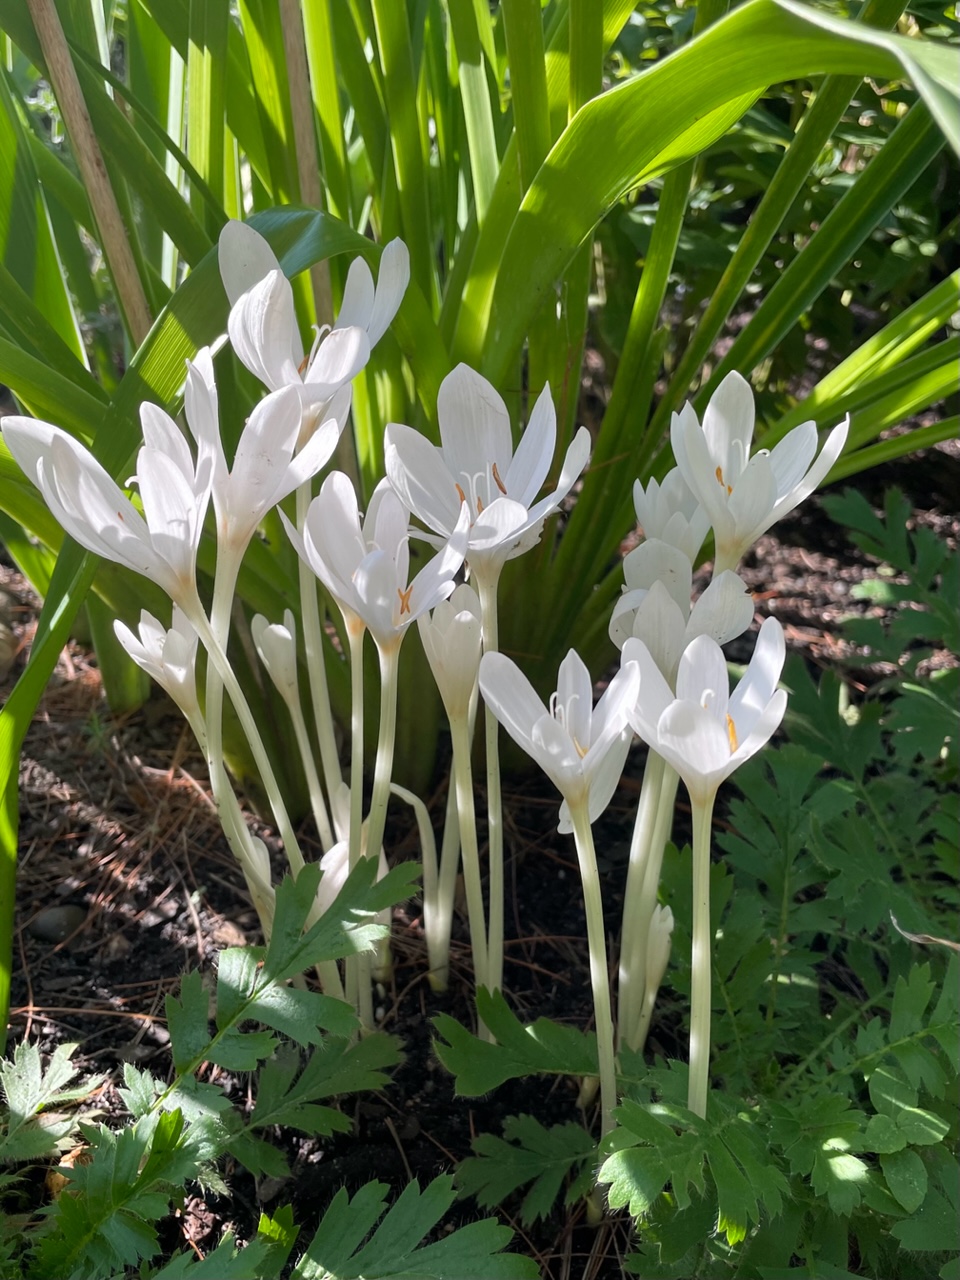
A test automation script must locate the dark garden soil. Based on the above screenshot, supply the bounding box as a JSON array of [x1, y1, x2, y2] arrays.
[[3, 439, 958, 1279]]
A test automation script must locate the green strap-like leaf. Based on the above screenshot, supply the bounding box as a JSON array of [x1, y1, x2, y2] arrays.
[[478, 0, 959, 388]]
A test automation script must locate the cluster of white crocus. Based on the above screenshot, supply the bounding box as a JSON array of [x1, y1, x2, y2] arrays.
[[1, 212, 848, 1132]]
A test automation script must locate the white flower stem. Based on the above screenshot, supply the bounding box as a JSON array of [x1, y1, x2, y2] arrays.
[[296, 484, 343, 805], [365, 644, 401, 986], [688, 792, 717, 1119], [345, 622, 371, 1027], [450, 714, 489, 994], [286, 689, 335, 851], [617, 750, 665, 1046], [570, 802, 618, 1138], [197, 570, 304, 876], [184, 706, 275, 938], [621, 762, 680, 1052], [428, 780, 460, 992], [365, 644, 400, 874], [346, 624, 366, 875], [477, 571, 504, 994]]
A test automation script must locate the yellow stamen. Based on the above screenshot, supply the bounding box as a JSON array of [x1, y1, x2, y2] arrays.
[[298, 353, 310, 376], [715, 465, 732, 495], [455, 483, 467, 505], [476, 494, 485, 514], [573, 737, 588, 759], [397, 585, 413, 616], [726, 713, 738, 753], [492, 462, 507, 495]]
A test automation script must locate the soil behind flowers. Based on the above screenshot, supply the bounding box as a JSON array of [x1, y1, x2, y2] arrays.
[[5, 446, 959, 1278]]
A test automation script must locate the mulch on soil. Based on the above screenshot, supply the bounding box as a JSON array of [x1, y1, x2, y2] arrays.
[[3, 441, 958, 1278]]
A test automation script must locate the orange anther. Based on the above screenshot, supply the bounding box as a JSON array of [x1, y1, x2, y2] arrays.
[[397, 584, 414, 616], [492, 462, 507, 494]]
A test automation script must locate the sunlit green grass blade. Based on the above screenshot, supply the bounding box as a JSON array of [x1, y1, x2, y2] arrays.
[[302, 0, 351, 223], [448, 0, 499, 222], [703, 103, 944, 404], [371, 0, 436, 306], [0, 339, 106, 435], [138, 0, 272, 193], [186, 0, 228, 234], [828, 416, 960, 482], [0, 65, 85, 362], [237, 0, 299, 203], [772, 271, 960, 436], [842, 340, 960, 451]]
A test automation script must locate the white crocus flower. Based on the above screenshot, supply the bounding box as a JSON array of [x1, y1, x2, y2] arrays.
[[281, 473, 469, 650], [219, 220, 409, 423], [609, 539, 754, 680], [183, 348, 350, 561], [633, 468, 709, 563], [113, 607, 200, 720], [2, 415, 211, 613], [671, 371, 848, 573], [418, 583, 483, 723], [479, 648, 639, 818], [623, 616, 788, 808], [385, 364, 591, 585]]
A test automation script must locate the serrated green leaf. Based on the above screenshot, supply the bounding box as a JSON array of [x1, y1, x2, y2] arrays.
[[434, 989, 597, 1096], [601, 1145, 672, 1217], [216, 945, 356, 1045], [863, 1112, 905, 1154], [119, 1063, 159, 1118], [868, 1062, 918, 1116], [145, 1232, 277, 1278], [882, 1147, 928, 1213], [291, 1174, 535, 1279], [890, 963, 936, 1042], [457, 1114, 596, 1226], [811, 1146, 869, 1216], [166, 972, 214, 1074], [891, 1185, 959, 1251], [208, 1027, 277, 1072], [248, 1035, 399, 1137]]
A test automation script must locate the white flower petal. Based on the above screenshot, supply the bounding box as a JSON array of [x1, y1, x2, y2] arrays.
[[685, 571, 754, 649], [676, 634, 729, 722], [479, 652, 550, 760], [438, 364, 513, 489], [768, 418, 849, 526], [504, 382, 556, 506], [729, 616, 786, 723], [219, 220, 282, 305], [702, 371, 755, 486], [384, 423, 462, 535], [768, 420, 818, 496], [228, 270, 303, 389], [366, 239, 410, 348]]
